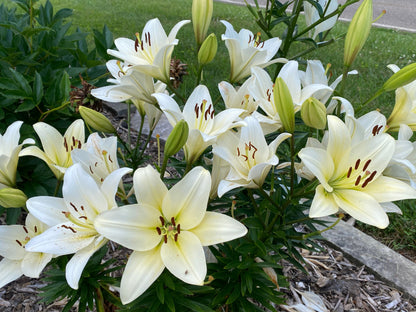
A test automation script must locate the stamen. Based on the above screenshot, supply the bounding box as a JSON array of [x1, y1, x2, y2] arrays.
[[355, 159, 361, 170], [164, 235, 168, 244], [237, 147, 241, 156], [177, 224, 180, 234], [70, 202, 79, 212], [64, 137, 68, 152], [34, 226, 38, 233], [362, 171, 377, 188], [16, 240, 22, 247], [89, 166, 94, 174], [148, 33, 151, 46], [23, 226, 28, 233], [362, 160, 371, 172], [80, 205, 85, 211], [156, 227, 162, 235], [79, 216, 88, 220], [347, 167, 352, 178], [159, 216, 165, 226], [194, 104, 199, 118], [108, 155, 113, 163], [355, 175, 362, 186], [174, 233, 178, 242], [171, 217, 176, 226], [72, 136, 76, 146]]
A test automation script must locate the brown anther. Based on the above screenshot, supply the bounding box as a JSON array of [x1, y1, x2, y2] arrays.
[[159, 216, 165, 226], [174, 233, 178, 242], [171, 217, 176, 226], [241, 154, 248, 161], [70, 202, 79, 212], [164, 235, 168, 244], [141, 41, 144, 50], [79, 216, 88, 220], [100, 178, 104, 182], [72, 136, 76, 146], [362, 159, 371, 172], [355, 175, 362, 186], [64, 137, 69, 152], [80, 205, 85, 211], [148, 33, 151, 46], [108, 155, 113, 163], [355, 159, 361, 170], [362, 171, 377, 188], [237, 147, 241, 156], [16, 240, 23, 246], [95, 162, 98, 167], [204, 105, 212, 120], [135, 37, 139, 52], [211, 110, 215, 119], [89, 166, 94, 174], [34, 226, 38, 233], [156, 227, 162, 235], [194, 104, 199, 118], [78, 141, 82, 149], [177, 224, 180, 234], [347, 167, 352, 178], [23, 226, 28, 233], [249, 142, 258, 158]]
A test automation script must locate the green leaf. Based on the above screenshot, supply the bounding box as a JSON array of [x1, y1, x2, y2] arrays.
[[33, 71, 43, 105], [15, 99, 36, 112], [9, 68, 31, 95]]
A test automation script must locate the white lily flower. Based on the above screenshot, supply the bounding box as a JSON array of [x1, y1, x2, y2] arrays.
[[386, 64, 416, 130], [299, 60, 357, 104], [213, 116, 291, 197], [0, 121, 34, 188], [218, 77, 258, 118], [220, 20, 284, 83], [94, 165, 247, 304], [153, 85, 245, 165], [91, 60, 167, 131], [19, 120, 85, 180], [304, 0, 339, 39], [25, 164, 132, 289], [107, 18, 190, 83], [298, 115, 416, 228], [0, 214, 52, 288], [71, 133, 120, 184], [250, 64, 331, 134]]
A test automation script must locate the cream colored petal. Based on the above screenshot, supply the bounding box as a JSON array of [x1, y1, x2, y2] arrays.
[[133, 165, 167, 211], [33, 122, 66, 164], [309, 184, 339, 218], [191, 211, 247, 246], [298, 147, 334, 192], [21, 252, 52, 278], [100, 167, 132, 209], [161, 231, 206, 285], [162, 167, 211, 229], [65, 239, 106, 289], [25, 223, 97, 255], [94, 204, 161, 251], [333, 189, 389, 229], [120, 248, 165, 304], [0, 258, 22, 288], [0, 225, 27, 260], [363, 175, 416, 202], [327, 116, 352, 165], [26, 196, 68, 227]]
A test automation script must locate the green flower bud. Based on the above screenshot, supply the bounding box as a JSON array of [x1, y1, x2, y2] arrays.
[[79, 106, 116, 134], [0, 187, 27, 208], [198, 33, 218, 65], [301, 97, 327, 130], [344, 0, 373, 67], [164, 120, 189, 158], [192, 0, 213, 45], [382, 63, 416, 92], [273, 77, 295, 133]]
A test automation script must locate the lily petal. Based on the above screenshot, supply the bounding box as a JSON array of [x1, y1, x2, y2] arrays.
[[309, 184, 339, 218], [162, 167, 211, 229], [133, 165, 167, 210], [26, 196, 68, 227], [161, 231, 206, 285], [94, 204, 161, 251], [0, 258, 22, 289], [120, 248, 165, 304], [191, 211, 247, 245], [21, 252, 52, 278]]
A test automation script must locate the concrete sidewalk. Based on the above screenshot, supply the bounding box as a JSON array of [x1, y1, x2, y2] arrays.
[[215, 0, 416, 33]]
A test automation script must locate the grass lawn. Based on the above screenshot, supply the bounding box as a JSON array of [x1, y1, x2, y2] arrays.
[[4, 0, 416, 255]]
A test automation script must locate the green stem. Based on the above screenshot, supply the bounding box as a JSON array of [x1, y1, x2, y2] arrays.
[[196, 65, 203, 86], [300, 214, 343, 240], [38, 101, 70, 122], [247, 189, 266, 228], [136, 129, 154, 163], [53, 179, 62, 197], [95, 287, 105, 312], [167, 82, 186, 105], [160, 156, 169, 180], [289, 134, 295, 197]]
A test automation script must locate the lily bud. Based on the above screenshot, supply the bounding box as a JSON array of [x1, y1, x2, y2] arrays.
[[382, 63, 416, 92], [79, 106, 116, 134], [0, 187, 27, 208], [198, 33, 218, 65], [273, 77, 295, 133], [301, 97, 327, 129], [343, 0, 373, 67], [192, 0, 213, 46], [164, 119, 189, 158]]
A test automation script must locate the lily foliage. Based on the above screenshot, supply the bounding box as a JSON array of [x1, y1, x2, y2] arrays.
[[1, 0, 416, 311]]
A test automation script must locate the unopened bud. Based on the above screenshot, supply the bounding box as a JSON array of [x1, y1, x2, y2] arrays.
[[301, 97, 327, 129], [273, 77, 295, 133], [382, 63, 416, 92], [343, 0, 373, 67], [192, 0, 213, 45], [164, 120, 189, 157], [0, 188, 27, 208], [79, 106, 116, 134], [198, 33, 218, 65]]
